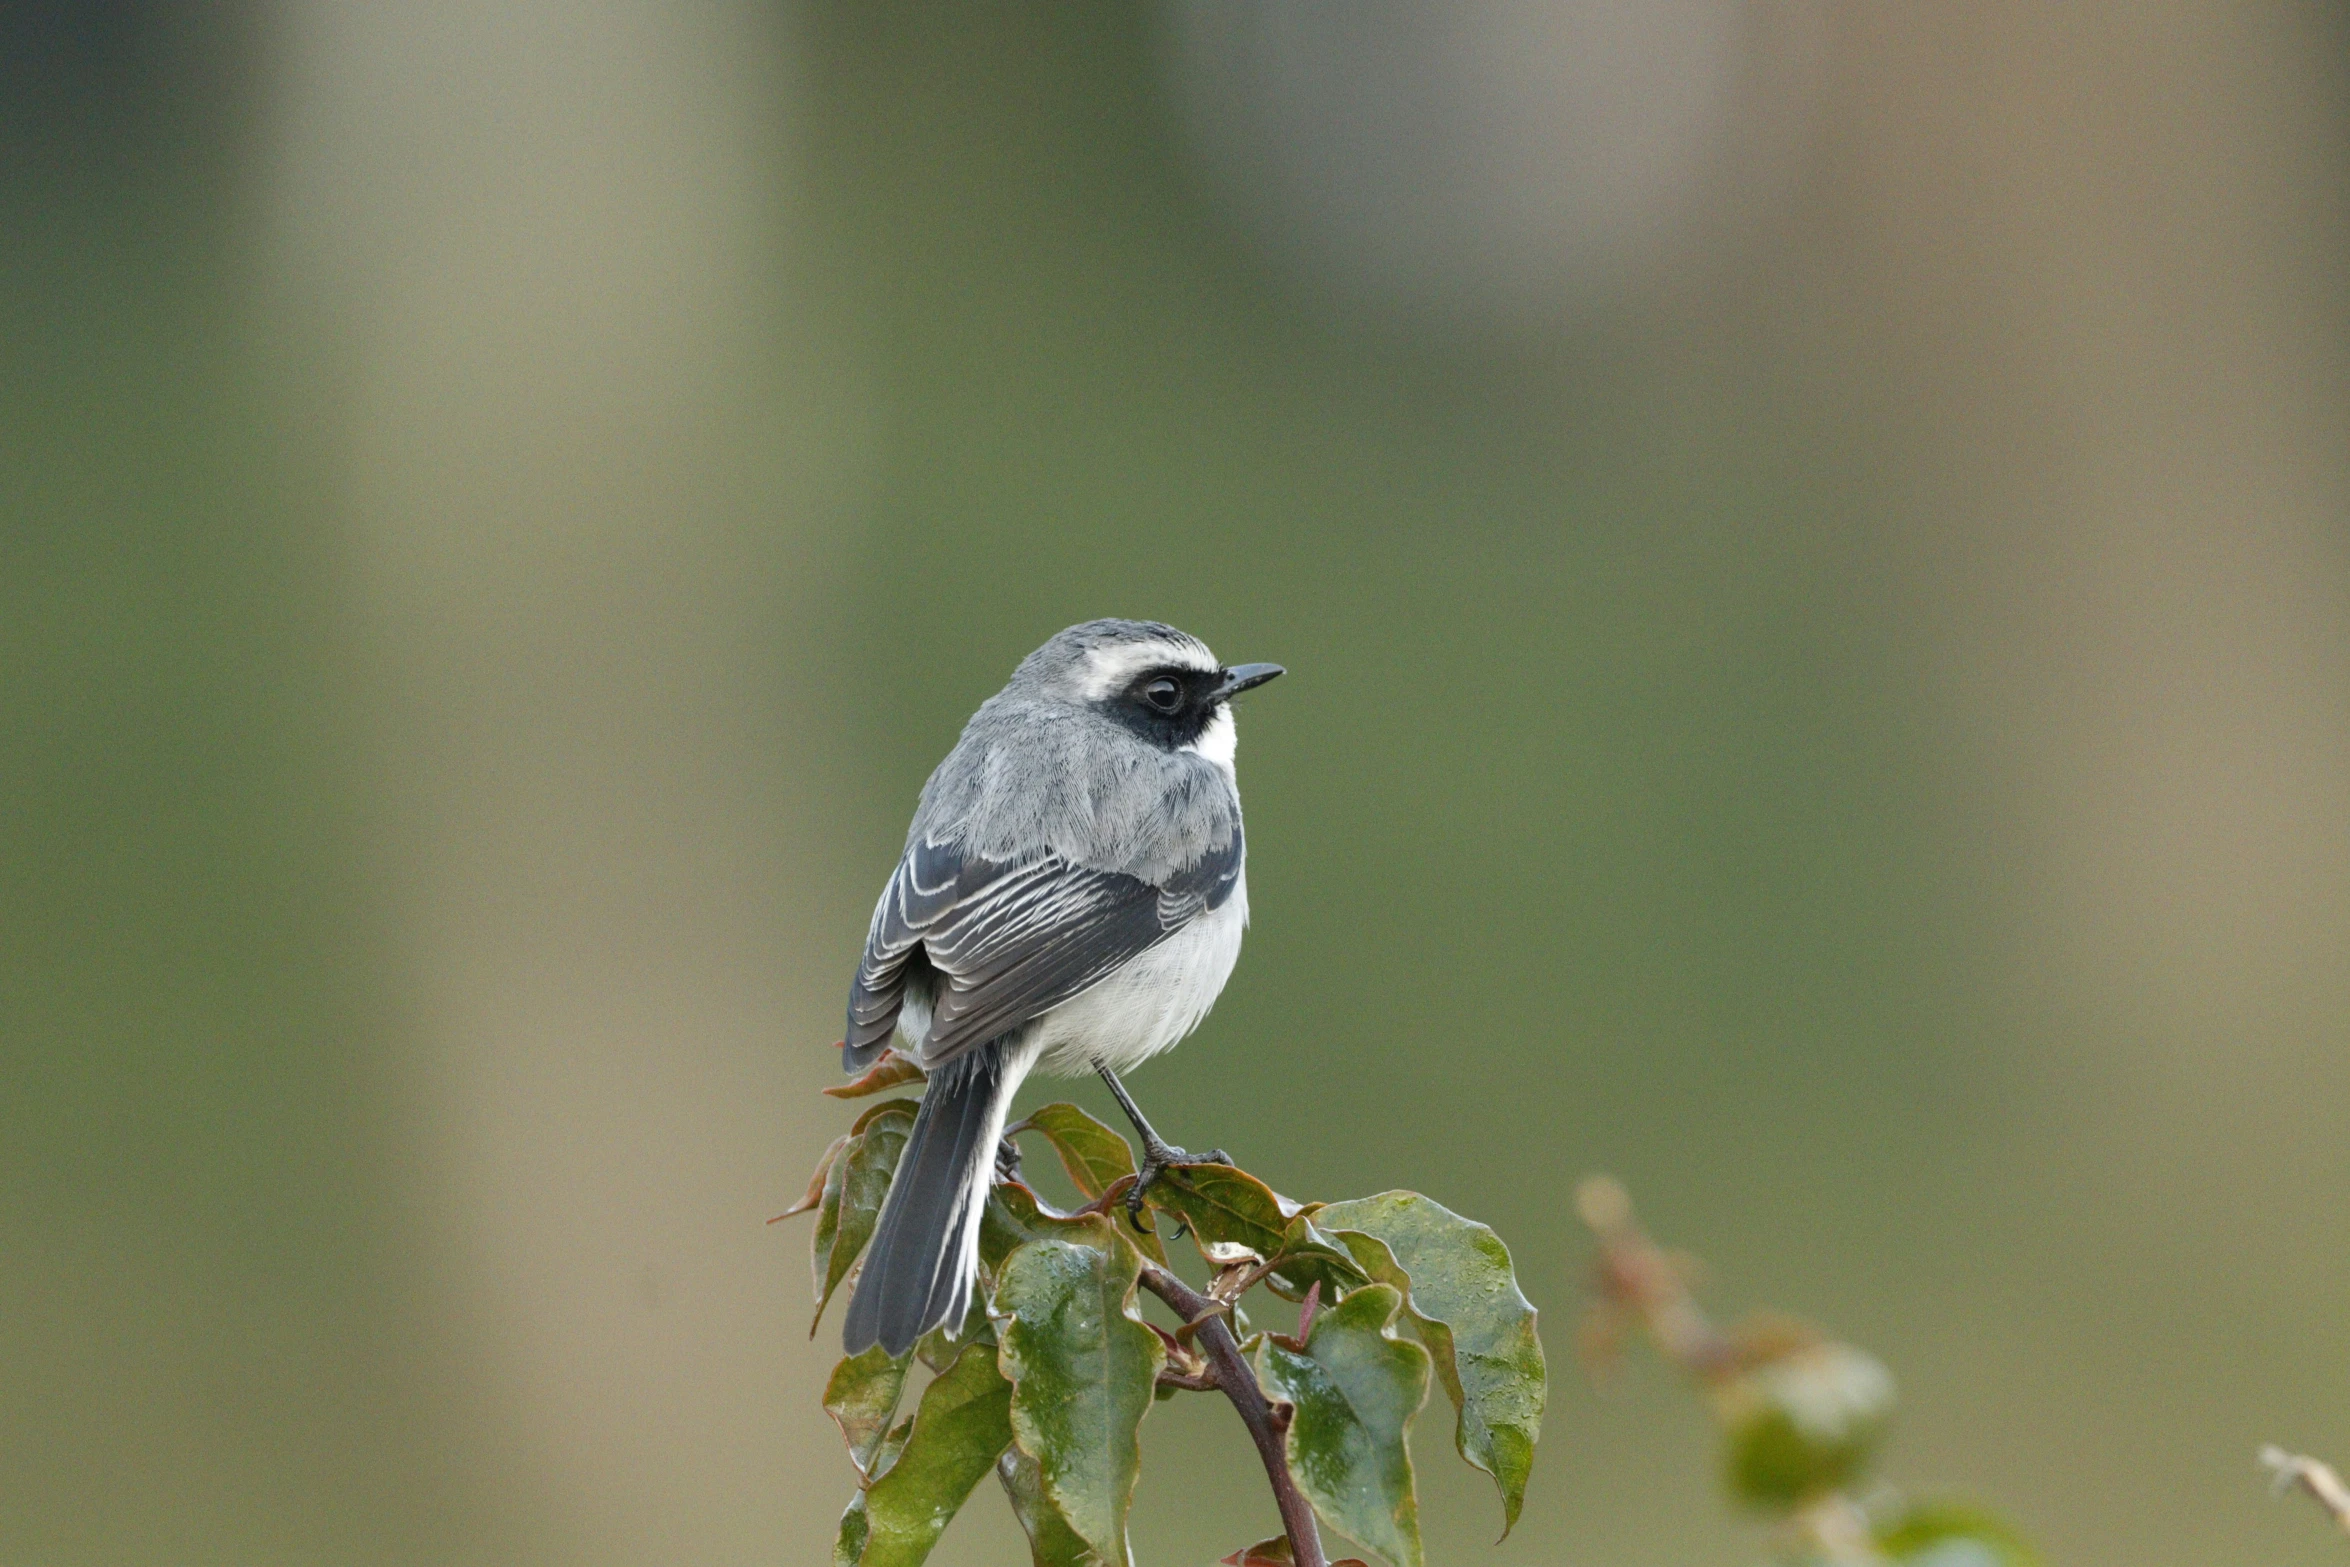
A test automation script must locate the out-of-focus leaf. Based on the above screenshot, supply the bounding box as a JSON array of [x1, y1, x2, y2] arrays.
[[1876, 1502, 2038, 1567], [826, 1344, 913, 1477], [993, 1227, 1165, 1567], [844, 1338, 1015, 1566], [827, 1051, 928, 1099], [1011, 1103, 1134, 1198], [1261, 1212, 1372, 1303], [1720, 1341, 1895, 1508], [1217, 1538, 1369, 1567], [832, 1418, 913, 1566], [1253, 1283, 1430, 1567], [1316, 1191, 1546, 1536], [812, 1102, 917, 1334], [1146, 1161, 1288, 1261], [782, 1133, 853, 1220], [997, 1442, 1109, 1567]]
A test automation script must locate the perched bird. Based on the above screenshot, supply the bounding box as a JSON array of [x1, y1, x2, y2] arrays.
[[837, 620, 1283, 1357]]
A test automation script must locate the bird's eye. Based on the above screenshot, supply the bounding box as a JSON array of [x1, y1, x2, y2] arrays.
[[1141, 678, 1183, 715]]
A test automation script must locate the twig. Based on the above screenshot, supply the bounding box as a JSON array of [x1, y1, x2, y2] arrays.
[[2262, 1446, 2350, 1536], [1155, 1364, 1222, 1393], [1138, 1260, 1328, 1567], [1575, 1175, 1741, 1380]]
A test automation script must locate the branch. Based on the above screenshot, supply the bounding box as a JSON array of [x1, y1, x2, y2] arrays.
[[2263, 1446, 2350, 1536], [1137, 1260, 1328, 1567]]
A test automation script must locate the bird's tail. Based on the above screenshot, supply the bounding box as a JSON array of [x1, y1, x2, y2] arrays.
[[841, 1038, 1029, 1357]]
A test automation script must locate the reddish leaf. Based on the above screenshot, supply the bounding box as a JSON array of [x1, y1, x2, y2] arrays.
[[1218, 1539, 1367, 1567], [825, 1050, 928, 1100], [775, 1132, 851, 1222], [850, 1096, 923, 1134]]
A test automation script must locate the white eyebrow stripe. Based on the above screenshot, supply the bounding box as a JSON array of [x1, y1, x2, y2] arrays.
[[1077, 638, 1218, 700]]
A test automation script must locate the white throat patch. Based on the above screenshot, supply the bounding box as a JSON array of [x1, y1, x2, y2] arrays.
[[1184, 705, 1238, 774]]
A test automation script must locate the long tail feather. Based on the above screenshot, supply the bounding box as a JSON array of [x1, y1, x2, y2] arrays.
[[841, 1040, 1026, 1356]]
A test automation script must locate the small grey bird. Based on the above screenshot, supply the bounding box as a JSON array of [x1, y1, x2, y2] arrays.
[[838, 619, 1283, 1357]]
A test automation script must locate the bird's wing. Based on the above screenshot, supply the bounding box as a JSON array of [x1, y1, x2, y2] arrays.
[[844, 828, 1242, 1070]]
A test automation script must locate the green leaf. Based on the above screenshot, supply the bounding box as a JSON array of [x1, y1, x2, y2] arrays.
[[810, 1141, 853, 1299], [997, 1444, 1110, 1567], [1876, 1502, 2038, 1567], [1315, 1192, 1546, 1535], [1145, 1161, 1289, 1261], [993, 1227, 1165, 1567], [826, 1344, 913, 1478], [915, 1299, 997, 1374], [1011, 1103, 1135, 1198], [827, 1051, 929, 1099], [1261, 1212, 1372, 1303], [1253, 1283, 1431, 1567], [812, 1102, 917, 1335], [842, 1337, 1015, 1566], [831, 1418, 913, 1566], [982, 1182, 1111, 1273], [1720, 1342, 1896, 1509]]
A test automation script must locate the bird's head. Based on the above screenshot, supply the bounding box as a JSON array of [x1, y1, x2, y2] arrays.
[[1016, 619, 1283, 762]]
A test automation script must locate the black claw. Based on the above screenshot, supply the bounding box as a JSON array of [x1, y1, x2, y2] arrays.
[[994, 1135, 1022, 1184]]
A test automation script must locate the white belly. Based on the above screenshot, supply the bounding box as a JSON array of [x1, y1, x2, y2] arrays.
[[1031, 875, 1249, 1075]]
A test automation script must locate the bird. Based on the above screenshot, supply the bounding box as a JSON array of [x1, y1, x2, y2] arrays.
[[837, 619, 1283, 1357]]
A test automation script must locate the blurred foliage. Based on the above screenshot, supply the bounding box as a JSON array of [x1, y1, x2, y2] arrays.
[[1578, 1177, 2034, 1567], [788, 1061, 1545, 1567]]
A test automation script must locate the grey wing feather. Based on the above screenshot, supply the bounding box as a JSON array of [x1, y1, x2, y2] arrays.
[[843, 827, 1243, 1071]]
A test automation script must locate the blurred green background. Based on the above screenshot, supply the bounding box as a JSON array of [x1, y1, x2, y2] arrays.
[[6, 3, 2349, 1563]]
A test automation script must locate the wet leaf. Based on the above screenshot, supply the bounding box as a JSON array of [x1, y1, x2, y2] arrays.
[[993, 1226, 1165, 1567], [842, 1337, 1015, 1566], [997, 1443, 1109, 1567], [825, 1344, 913, 1477], [1316, 1191, 1547, 1535], [1011, 1103, 1135, 1199], [1145, 1161, 1289, 1261], [781, 1133, 852, 1221], [1720, 1341, 1895, 1508], [1253, 1283, 1431, 1567], [1876, 1502, 2039, 1567], [812, 1103, 916, 1335], [827, 1050, 928, 1099]]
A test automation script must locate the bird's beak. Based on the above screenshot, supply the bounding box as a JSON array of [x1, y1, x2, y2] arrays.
[[1213, 663, 1285, 701]]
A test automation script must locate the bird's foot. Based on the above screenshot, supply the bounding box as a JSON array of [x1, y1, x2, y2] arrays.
[[994, 1135, 1023, 1184], [1125, 1140, 1233, 1225]]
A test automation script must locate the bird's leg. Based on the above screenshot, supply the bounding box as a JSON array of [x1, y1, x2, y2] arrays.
[[994, 1133, 1023, 1185], [1095, 1065, 1230, 1220]]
